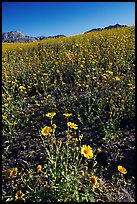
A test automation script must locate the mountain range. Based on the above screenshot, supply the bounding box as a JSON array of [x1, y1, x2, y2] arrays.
[[84, 23, 127, 33], [2, 24, 127, 43], [2, 31, 66, 43]]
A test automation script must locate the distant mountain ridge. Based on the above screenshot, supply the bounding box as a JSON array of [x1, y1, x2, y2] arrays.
[[2, 31, 36, 42], [84, 24, 127, 34], [2, 31, 66, 43], [2, 24, 127, 43]]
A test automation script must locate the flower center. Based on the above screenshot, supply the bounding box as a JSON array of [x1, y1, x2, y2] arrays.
[[44, 128, 49, 133], [84, 149, 89, 154], [91, 177, 96, 184]]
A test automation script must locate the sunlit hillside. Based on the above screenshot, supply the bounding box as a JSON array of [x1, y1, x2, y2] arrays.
[[2, 26, 135, 202]]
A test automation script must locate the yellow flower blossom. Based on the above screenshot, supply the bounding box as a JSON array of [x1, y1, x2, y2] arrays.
[[97, 147, 102, 153], [62, 81, 66, 85], [72, 137, 78, 142], [59, 140, 62, 146], [67, 122, 78, 130], [36, 103, 41, 106], [2, 115, 7, 120], [13, 121, 18, 126], [106, 70, 113, 75], [103, 75, 107, 79], [46, 112, 56, 118], [37, 165, 42, 172], [67, 133, 73, 139], [7, 97, 12, 101], [63, 113, 72, 117], [83, 165, 88, 170], [15, 190, 24, 200], [121, 99, 125, 103], [4, 103, 8, 107], [118, 165, 127, 174], [81, 145, 93, 159], [41, 126, 52, 136], [56, 69, 60, 74], [6, 167, 18, 178], [89, 175, 97, 186], [79, 170, 85, 177], [19, 86, 26, 90], [47, 94, 51, 98], [11, 167, 18, 176], [115, 76, 120, 81], [52, 123, 57, 129]]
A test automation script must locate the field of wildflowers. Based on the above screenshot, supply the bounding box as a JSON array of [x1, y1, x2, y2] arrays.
[[2, 26, 135, 202]]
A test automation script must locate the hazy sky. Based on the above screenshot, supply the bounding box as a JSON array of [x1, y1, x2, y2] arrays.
[[2, 2, 135, 37]]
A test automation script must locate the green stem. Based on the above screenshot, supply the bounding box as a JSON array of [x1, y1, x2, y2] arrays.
[[40, 135, 46, 147]]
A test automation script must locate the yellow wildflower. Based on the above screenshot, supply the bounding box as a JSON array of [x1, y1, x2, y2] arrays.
[[37, 165, 42, 172], [15, 190, 24, 200], [97, 147, 102, 153], [52, 123, 57, 129], [56, 69, 60, 74], [121, 99, 125, 103], [92, 68, 96, 71], [67, 122, 78, 130], [41, 100, 45, 103], [106, 70, 113, 75], [46, 112, 56, 118], [81, 145, 93, 159], [67, 133, 73, 139], [63, 113, 72, 117], [6, 167, 18, 178], [11, 167, 18, 176], [83, 165, 88, 170], [89, 175, 97, 186], [2, 115, 7, 120], [62, 81, 66, 85], [118, 165, 127, 174], [72, 137, 78, 142], [41, 126, 52, 136], [59, 140, 62, 147], [115, 76, 120, 81], [19, 86, 26, 90], [47, 94, 51, 98], [36, 103, 41, 106], [103, 75, 107, 79], [79, 170, 85, 177], [118, 95, 122, 98], [7, 97, 12, 101], [109, 112, 113, 116], [4, 103, 8, 107]]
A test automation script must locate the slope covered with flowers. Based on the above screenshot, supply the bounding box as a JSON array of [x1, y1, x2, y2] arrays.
[[2, 26, 135, 202]]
